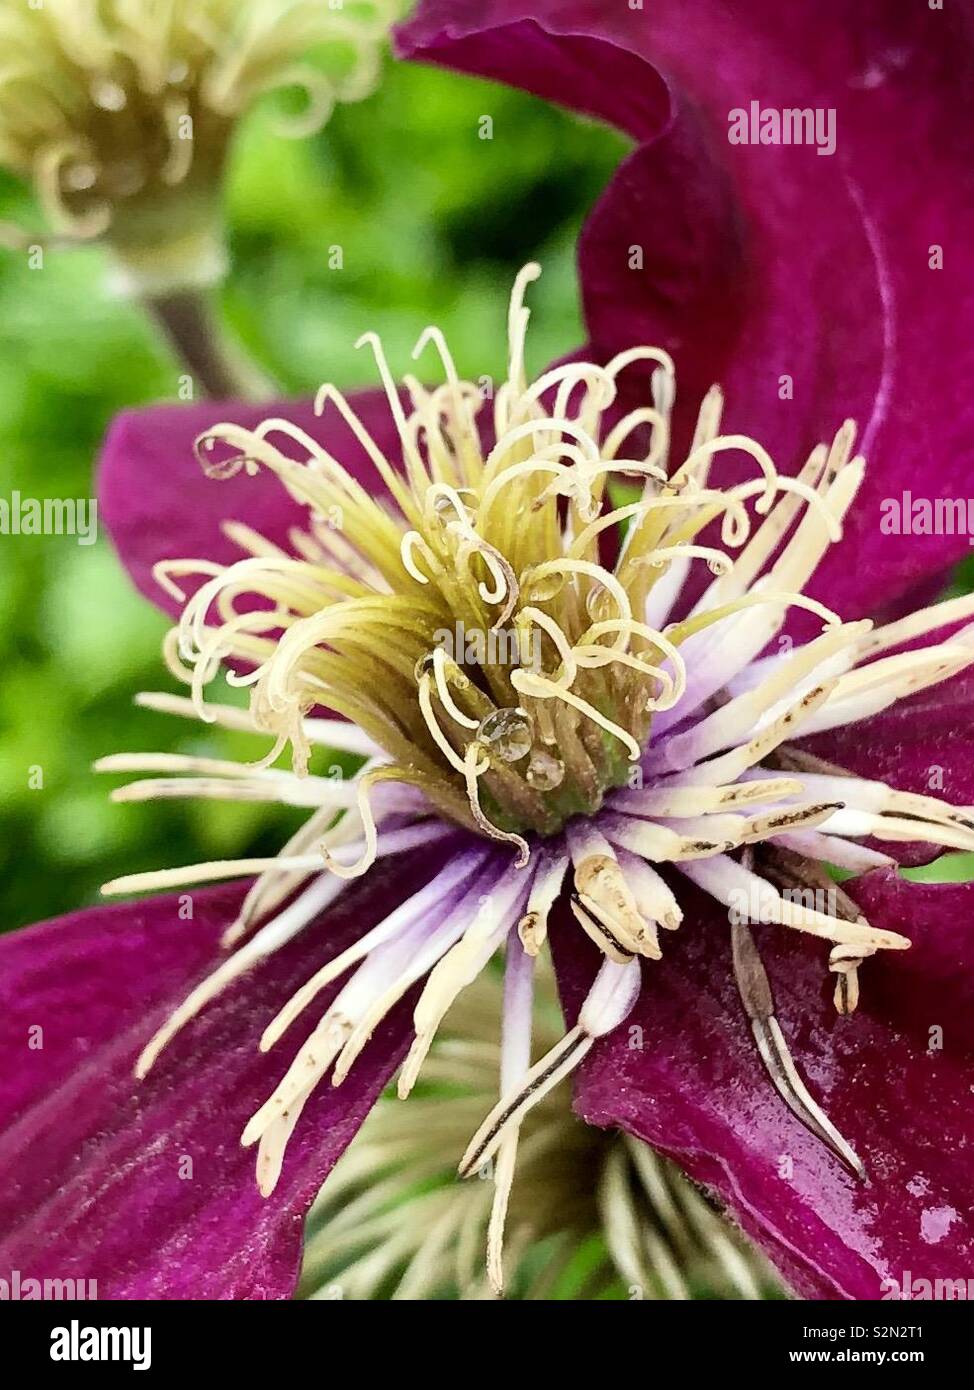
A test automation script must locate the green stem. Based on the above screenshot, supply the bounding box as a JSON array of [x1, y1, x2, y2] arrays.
[[143, 287, 274, 401]]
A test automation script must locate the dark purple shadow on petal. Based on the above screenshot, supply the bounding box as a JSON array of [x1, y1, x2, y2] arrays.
[[0, 855, 443, 1299], [552, 869, 974, 1300], [848, 871, 974, 1053], [98, 389, 401, 620]]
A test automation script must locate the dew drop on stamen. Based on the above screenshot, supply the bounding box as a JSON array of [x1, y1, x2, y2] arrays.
[[63, 162, 98, 192], [91, 79, 127, 112], [477, 708, 533, 763], [586, 585, 611, 619], [526, 750, 565, 790], [525, 573, 564, 603]]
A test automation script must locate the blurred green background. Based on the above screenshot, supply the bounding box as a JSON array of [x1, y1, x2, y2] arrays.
[[0, 58, 627, 930]]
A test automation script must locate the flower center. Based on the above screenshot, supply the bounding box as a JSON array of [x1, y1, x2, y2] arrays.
[[173, 263, 841, 865]]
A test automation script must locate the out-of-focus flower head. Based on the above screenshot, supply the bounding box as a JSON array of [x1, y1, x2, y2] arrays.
[[0, 0, 394, 289]]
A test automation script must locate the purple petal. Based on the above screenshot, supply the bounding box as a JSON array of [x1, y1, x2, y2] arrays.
[[555, 869, 974, 1299], [0, 858, 437, 1299], [400, 2, 974, 622], [0, 886, 231, 1121], [98, 389, 401, 618], [395, 2, 668, 139]]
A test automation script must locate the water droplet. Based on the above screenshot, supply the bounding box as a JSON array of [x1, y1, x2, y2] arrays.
[[477, 707, 533, 762], [586, 584, 613, 619], [525, 573, 563, 602], [432, 491, 469, 528], [63, 162, 97, 192], [526, 750, 564, 790], [91, 79, 127, 112]]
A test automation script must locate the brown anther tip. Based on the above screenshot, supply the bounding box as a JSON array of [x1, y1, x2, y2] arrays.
[[517, 912, 541, 955], [833, 974, 856, 1016], [457, 1158, 477, 1181], [845, 1153, 868, 1182]]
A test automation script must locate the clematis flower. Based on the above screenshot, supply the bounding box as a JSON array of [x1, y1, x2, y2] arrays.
[[4, 1, 974, 1304]]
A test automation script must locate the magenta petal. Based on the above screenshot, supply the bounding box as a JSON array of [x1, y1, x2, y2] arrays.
[[556, 870, 974, 1300], [578, 122, 745, 426], [395, 4, 669, 139], [579, 3, 974, 620], [0, 886, 233, 1121], [0, 859, 433, 1299], [98, 389, 400, 618]]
